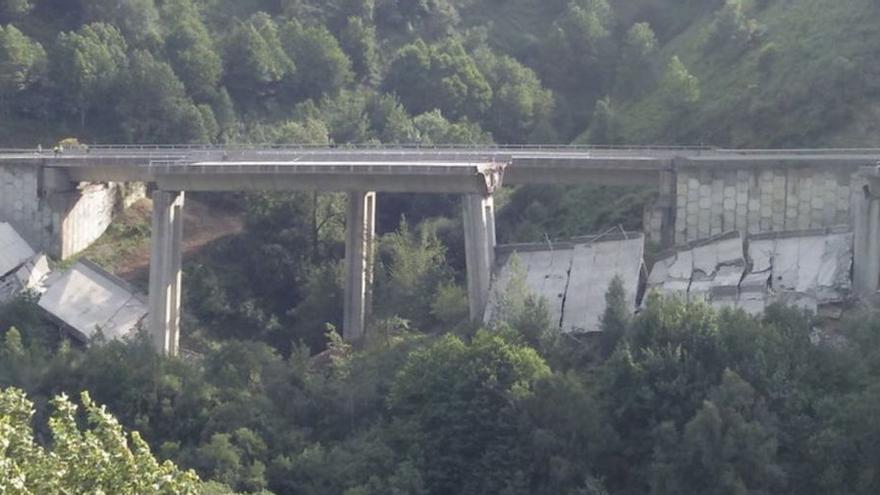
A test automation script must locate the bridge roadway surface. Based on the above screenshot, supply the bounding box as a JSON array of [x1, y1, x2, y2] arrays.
[[4, 145, 880, 192]]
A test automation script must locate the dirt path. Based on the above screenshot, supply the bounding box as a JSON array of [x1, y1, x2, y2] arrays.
[[116, 198, 244, 283]]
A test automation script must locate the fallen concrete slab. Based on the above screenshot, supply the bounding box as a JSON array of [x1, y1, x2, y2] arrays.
[[0, 222, 35, 277], [38, 260, 147, 342], [748, 228, 853, 312], [484, 244, 571, 326], [487, 232, 644, 333], [647, 228, 853, 314], [0, 254, 50, 303], [689, 232, 745, 307], [562, 234, 643, 333]]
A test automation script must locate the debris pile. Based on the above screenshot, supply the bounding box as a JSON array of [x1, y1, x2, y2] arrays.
[[647, 228, 853, 314], [0, 223, 146, 342]]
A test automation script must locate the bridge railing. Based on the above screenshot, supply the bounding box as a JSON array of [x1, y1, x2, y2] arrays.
[[81, 143, 715, 152]]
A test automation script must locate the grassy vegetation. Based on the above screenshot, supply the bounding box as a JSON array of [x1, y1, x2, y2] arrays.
[[577, 0, 880, 147], [78, 201, 152, 284]]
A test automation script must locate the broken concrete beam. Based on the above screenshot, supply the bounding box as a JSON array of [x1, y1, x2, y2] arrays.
[[38, 260, 147, 343]]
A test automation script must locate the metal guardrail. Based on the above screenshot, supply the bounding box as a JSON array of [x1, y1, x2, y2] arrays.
[[83, 143, 715, 151]]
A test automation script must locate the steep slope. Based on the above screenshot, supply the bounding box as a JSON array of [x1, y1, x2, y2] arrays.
[[579, 0, 880, 147]]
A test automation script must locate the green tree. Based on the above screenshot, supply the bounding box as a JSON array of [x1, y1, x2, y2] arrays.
[[389, 331, 551, 495], [375, 0, 459, 38], [0, 387, 201, 493], [707, 0, 762, 56], [222, 12, 294, 112], [366, 93, 419, 143], [279, 20, 353, 102], [588, 96, 620, 144], [650, 370, 785, 494], [660, 55, 700, 111], [615, 22, 658, 98], [412, 109, 491, 144], [115, 50, 209, 143], [475, 48, 554, 143], [338, 16, 379, 85], [374, 219, 453, 327], [541, 0, 613, 95], [0, 0, 32, 23], [0, 25, 46, 112], [82, 0, 161, 47], [52, 22, 128, 128], [385, 38, 492, 121], [162, 0, 223, 99], [599, 275, 629, 357]]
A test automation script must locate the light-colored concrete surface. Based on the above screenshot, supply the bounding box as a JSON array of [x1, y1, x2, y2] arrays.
[[675, 166, 858, 244], [487, 233, 644, 333], [343, 191, 376, 341], [649, 229, 852, 314], [748, 229, 853, 311], [464, 195, 496, 321], [484, 249, 571, 327], [0, 254, 49, 303], [148, 190, 184, 355], [38, 260, 147, 342], [0, 222, 36, 277], [562, 235, 643, 333]]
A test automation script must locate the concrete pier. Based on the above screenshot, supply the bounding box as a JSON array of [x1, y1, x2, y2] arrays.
[[343, 191, 376, 341], [853, 169, 880, 297], [148, 190, 184, 355], [463, 194, 496, 320]]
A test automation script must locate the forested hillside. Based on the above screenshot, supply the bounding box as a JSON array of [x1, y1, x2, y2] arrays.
[[6, 1, 880, 494], [4, 0, 879, 147]]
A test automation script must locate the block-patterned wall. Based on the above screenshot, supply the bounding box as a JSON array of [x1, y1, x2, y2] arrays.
[[673, 167, 854, 245], [0, 162, 54, 252]]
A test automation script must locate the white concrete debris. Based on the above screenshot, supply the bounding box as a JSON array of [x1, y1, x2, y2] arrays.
[[688, 232, 745, 308], [38, 260, 147, 342], [1, 222, 146, 342], [748, 228, 853, 312], [647, 228, 853, 315], [563, 235, 643, 333], [486, 232, 644, 333], [0, 254, 50, 302], [0, 222, 36, 277]]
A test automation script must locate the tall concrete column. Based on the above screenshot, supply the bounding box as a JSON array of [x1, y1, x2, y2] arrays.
[[343, 191, 376, 341], [148, 190, 185, 355], [463, 194, 496, 321], [853, 173, 880, 297]]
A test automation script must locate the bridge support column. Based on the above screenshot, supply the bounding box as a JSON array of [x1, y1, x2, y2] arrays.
[[463, 194, 496, 321], [343, 191, 376, 341], [854, 174, 880, 297], [148, 190, 184, 356]]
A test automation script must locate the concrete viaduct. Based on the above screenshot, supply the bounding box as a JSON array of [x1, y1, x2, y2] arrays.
[[3, 145, 880, 355]]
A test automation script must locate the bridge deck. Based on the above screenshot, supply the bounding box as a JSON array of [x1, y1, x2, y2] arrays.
[[2, 146, 880, 191]]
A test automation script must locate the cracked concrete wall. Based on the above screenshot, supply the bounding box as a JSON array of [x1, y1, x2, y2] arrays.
[[648, 229, 853, 314], [673, 167, 855, 245]]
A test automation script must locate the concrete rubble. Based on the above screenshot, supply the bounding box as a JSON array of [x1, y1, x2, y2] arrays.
[[647, 228, 853, 314], [39, 260, 147, 342], [0, 223, 146, 342], [486, 232, 644, 333]]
